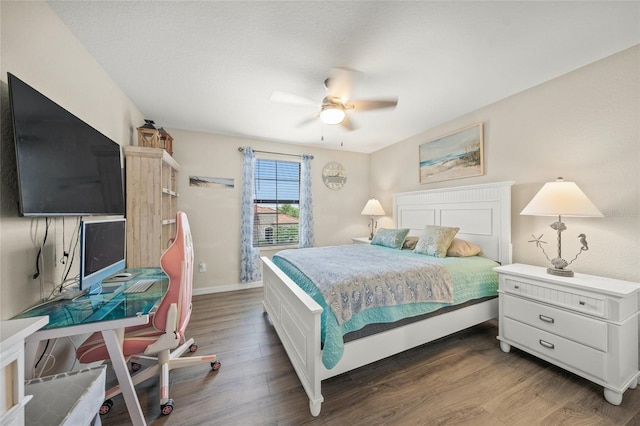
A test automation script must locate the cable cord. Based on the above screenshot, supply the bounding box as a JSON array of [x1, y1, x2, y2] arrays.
[[36, 338, 59, 378], [59, 217, 81, 293], [43, 276, 80, 301], [32, 217, 51, 280], [67, 336, 78, 372], [34, 339, 50, 374]]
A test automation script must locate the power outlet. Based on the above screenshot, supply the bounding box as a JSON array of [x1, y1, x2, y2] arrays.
[[199, 262, 206, 273]]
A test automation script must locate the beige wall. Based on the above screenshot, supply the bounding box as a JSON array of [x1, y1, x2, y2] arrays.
[[2, 3, 638, 315], [0, 1, 145, 319], [1, 0, 638, 376], [170, 129, 370, 293], [0, 2, 371, 307], [371, 45, 640, 282]]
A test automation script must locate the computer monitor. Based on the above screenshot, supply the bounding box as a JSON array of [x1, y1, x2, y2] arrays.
[[79, 218, 126, 293]]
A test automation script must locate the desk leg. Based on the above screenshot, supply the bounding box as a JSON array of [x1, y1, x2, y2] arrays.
[[102, 329, 147, 426], [24, 340, 39, 380]]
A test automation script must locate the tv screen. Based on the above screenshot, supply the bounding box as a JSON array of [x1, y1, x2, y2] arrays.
[[80, 218, 126, 292], [8, 73, 125, 216]]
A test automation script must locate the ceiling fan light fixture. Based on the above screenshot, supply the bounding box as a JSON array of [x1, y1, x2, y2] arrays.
[[320, 104, 346, 125]]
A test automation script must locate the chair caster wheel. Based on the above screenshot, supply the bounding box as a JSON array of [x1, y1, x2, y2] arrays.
[[161, 399, 174, 415], [211, 360, 221, 371], [189, 343, 198, 353], [99, 399, 114, 415], [131, 362, 142, 372]]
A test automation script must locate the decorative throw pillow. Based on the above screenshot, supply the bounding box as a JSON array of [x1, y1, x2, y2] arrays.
[[446, 238, 483, 257], [402, 236, 419, 250], [370, 228, 410, 250], [413, 225, 459, 257]]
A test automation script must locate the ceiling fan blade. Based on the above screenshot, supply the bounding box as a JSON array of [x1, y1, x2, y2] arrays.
[[297, 114, 319, 128], [340, 115, 357, 131], [348, 99, 398, 111], [270, 90, 317, 106]]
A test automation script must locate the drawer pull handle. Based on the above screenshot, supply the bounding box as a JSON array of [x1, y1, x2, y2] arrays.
[[579, 301, 586, 306], [514, 285, 520, 289], [539, 315, 555, 324], [539, 340, 555, 350]]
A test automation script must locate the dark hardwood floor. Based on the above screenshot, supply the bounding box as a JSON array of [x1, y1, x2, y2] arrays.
[[102, 288, 640, 425]]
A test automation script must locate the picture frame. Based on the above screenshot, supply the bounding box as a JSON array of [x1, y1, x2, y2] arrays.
[[419, 122, 484, 184], [189, 176, 235, 188]]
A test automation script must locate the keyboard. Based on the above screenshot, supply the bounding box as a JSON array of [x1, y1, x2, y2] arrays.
[[124, 279, 156, 294]]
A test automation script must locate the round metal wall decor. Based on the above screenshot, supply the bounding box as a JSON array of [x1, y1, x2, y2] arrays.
[[322, 162, 347, 190]]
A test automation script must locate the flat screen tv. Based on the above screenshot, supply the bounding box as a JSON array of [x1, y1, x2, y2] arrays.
[[8, 73, 125, 216], [79, 218, 126, 292]]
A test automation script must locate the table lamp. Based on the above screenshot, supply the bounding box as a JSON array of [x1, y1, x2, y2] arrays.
[[520, 177, 603, 277], [361, 198, 386, 240]]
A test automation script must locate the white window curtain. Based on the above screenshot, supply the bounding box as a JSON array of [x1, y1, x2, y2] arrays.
[[240, 147, 261, 282], [298, 154, 314, 248]]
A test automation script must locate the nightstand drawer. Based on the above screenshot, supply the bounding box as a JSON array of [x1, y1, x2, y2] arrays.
[[502, 317, 606, 381], [502, 294, 607, 351], [503, 277, 606, 318], [496, 264, 640, 405]]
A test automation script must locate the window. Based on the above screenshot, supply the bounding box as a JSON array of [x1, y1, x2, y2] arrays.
[[253, 159, 300, 247]]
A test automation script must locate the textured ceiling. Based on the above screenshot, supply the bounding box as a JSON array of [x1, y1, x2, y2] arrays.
[[48, 1, 639, 154]]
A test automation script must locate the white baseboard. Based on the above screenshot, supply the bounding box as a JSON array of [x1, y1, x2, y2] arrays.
[[193, 280, 263, 296]]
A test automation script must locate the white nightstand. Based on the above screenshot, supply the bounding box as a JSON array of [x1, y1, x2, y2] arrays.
[[351, 237, 371, 244], [495, 263, 640, 405]]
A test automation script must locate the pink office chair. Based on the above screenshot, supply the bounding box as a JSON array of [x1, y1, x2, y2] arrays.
[[76, 211, 220, 416]]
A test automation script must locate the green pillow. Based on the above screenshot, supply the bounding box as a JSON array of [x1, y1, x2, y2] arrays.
[[414, 225, 459, 257], [370, 228, 410, 250]]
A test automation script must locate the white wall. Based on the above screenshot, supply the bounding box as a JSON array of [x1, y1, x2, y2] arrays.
[[170, 129, 370, 293], [371, 45, 640, 282]]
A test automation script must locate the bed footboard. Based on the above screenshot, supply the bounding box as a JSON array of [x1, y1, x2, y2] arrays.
[[261, 256, 324, 416]]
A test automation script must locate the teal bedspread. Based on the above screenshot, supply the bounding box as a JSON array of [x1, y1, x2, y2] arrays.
[[272, 244, 499, 369]]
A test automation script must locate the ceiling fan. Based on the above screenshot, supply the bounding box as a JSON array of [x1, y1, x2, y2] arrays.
[[270, 68, 398, 131]]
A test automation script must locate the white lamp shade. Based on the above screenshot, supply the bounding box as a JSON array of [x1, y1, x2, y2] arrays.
[[520, 178, 603, 217], [361, 198, 386, 216], [320, 105, 345, 125]]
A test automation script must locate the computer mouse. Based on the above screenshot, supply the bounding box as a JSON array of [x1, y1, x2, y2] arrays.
[[115, 273, 133, 278]]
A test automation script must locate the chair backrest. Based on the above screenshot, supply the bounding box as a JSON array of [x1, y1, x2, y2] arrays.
[[153, 211, 194, 339]]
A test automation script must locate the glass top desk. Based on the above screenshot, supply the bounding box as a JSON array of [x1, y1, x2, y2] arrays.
[[13, 267, 168, 426]]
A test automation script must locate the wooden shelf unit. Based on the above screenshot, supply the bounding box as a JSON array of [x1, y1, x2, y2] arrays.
[[124, 146, 180, 268]]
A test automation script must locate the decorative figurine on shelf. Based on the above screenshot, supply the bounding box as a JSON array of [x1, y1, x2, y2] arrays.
[[141, 119, 156, 129], [158, 127, 174, 155], [137, 119, 160, 148], [136, 120, 174, 155]]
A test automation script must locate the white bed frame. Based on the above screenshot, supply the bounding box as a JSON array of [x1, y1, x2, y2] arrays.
[[261, 181, 514, 416]]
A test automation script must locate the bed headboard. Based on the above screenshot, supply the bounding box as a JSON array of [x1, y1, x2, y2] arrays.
[[394, 181, 514, 265]]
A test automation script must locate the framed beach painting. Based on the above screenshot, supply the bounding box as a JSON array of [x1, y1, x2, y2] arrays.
[[189, 175, 235, 188], [419, 122, 484, 184]]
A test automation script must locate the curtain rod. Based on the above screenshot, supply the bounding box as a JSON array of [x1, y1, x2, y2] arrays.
[[237, 147, 314, 160]]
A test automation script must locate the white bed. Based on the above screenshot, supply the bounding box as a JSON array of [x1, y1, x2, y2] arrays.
[[261, 181, 514, 416]]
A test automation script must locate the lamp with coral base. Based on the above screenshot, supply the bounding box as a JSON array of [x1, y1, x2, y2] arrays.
[[361, 198, 386, 240], [520, 177, 603, 277]]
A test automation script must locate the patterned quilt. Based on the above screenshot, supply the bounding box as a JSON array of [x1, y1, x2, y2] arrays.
[[275, 244, 454, 324], [273, 244, 500, 369]]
